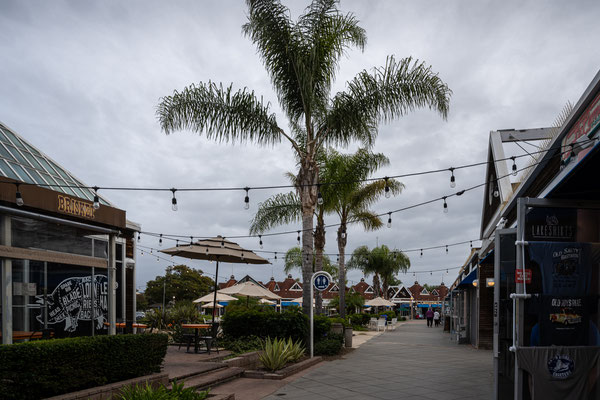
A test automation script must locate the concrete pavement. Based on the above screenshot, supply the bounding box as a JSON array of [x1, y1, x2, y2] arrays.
[[263, 320, 493, 400]]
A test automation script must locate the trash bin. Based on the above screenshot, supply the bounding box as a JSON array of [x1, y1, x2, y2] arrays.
[[331, 322, 343, 335], [344, 326, 353, 347]]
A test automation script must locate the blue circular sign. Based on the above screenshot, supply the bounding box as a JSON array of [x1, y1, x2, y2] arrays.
[[313, 273, 330, 291]]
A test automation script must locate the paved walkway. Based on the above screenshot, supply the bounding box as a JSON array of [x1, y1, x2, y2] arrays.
[[263, 321, 493, 400]]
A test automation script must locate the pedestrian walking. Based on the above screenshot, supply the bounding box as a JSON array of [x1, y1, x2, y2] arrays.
[[434, 310, 440, 327], [425, 307, 434, 327]]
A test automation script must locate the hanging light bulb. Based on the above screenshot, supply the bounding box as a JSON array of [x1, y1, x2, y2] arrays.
[[493, 185, 500, 198], [259, 235, 263, 249], [430, 271, 432, 275], [241, 252, 244, 261], [159, 234, 163, 246], [92, 186, 100, 210], [387, 212, 392, 228], [221, 238, 225, 248], [449, 168, 456, 188], [205, 247, 209, 255], [446, 269, 449, 273], [336, 254, 339, 262], [156, 256, 159, 263], [171, 188, 178, 211], [511, 156, 517, 176], [274, 252, 277, 260], [244, 187, 250, 210], [443, 197, 448, 214], [413, 272, 415, 277], [137, 232, 141, 242], [297, 231, 301, 245], [341, 224, 346, 239], [384, 177, 391, 198], [190, 236, 194, 245], [176, 239, 179, 247], [446, 245, 448, 254], [317, 184, 323, 205], [15, 183, 24, 206], [140, 250, 143, 256], [470, 241, 472, 249], [420, 249, 423, 258]]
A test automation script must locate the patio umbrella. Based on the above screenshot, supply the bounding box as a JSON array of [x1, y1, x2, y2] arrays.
[[219, 281, 281, 306], [192, 292, 238, 303], [201, 302, 224, 309], [258, 298, 276, 305], [365, 297, 395, 307], [161, 235, 269, 324]]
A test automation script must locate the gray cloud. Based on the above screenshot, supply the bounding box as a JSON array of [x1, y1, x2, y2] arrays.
[[1, 0, 599, 289]]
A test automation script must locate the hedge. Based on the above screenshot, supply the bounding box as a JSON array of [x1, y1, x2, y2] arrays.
[[0, 333, 168, 400], [221, 309, 309, 343]]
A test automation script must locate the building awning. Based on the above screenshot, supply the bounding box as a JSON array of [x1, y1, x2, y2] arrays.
[[281, 301, 300, 306], [418, 304, 441, 308], [458, 268, 477, 287]]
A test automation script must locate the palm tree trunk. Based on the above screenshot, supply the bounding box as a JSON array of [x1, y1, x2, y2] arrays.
[[382, 279, 389, 300], [298, 158, 318, 315], [314, 210, 325, 315], [337, 226, 347, 318], [373, 274, 382, 298]]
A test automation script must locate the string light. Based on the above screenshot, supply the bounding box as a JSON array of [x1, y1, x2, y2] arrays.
[[470, 241, 472, 249], [449, 168, 456, 188], [190, 236, 193, 245], [420, 249, 423, 258], [221, 238, 225, 248], [259, 235, 263, 249], [244, 187, 250, 210], [317, 184, 323, 205], [446, 245, 448, 254], [384, 177, 390, 198], [387, 212, 392, 228], [170, 188, 178, 211], [336, 254, 339, 262], [205, 247, 209, 255], [241, 251, 244, 261], [341, 224, 346, 239], [159, 234, 163, 246], [511, 156, 517, 176], [176, 239, 179, 247], [493, 184, 500, 198], [297, 231, 301, 245], [156, 256, 159, 263], [92, 186, 100, 210], [274, 252, 277, 260], [137, 232, 141, 242], [443, 197, 448, 214]]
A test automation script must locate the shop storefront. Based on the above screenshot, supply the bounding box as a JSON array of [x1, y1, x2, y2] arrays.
[[0, 122, 138, 344]]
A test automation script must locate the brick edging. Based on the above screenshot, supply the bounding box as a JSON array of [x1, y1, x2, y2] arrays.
[[243, 356, 322, 380]]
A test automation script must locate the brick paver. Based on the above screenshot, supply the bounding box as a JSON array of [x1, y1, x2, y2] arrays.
[[263, 320, 493, 400]]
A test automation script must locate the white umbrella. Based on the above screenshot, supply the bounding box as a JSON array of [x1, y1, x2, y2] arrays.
[[290, 297, 303, 305], [259, 298, 276, 305], [219, 281, 281, 300], [201, 302, 224, 309], [365, 297, 395, 307], [193, 292, 238, 303]]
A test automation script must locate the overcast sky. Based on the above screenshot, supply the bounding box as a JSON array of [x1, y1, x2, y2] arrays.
[[1, 0, 599, 291]]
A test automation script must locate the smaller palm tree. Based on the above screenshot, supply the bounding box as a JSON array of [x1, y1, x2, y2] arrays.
[[348, 245, 410, 299]]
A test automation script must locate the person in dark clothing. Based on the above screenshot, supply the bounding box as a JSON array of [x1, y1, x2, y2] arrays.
[[425, 307, 434, 327]]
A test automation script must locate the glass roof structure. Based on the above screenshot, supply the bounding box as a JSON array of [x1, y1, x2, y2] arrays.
[[0, 121, 110, 206]]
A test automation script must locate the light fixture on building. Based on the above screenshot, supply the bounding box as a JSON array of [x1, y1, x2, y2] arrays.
[[244, 187, 250, 210], [486, 278, 495, 287], [472, 279, 479, 287], [449, 167, 456, 188], [171, 188, 178, 211]]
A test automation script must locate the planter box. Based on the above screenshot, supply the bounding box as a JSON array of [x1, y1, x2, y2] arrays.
[[44, 373, 169, 400], [223, 351, 260, 369], [243, 357, 322, 380]]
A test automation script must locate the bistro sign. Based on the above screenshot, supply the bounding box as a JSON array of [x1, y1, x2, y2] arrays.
[[57, 194, 95, 220]]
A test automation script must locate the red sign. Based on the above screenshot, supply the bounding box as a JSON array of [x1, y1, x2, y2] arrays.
[[515, 269, 532, 284], [561, 91, 600, 160]]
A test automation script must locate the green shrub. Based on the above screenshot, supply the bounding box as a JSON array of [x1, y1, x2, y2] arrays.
[[117, 380, 209, 400], [314, 337, 343, 356], [313, 315, 331, 341], [399, 316, 407, 321], [0, 334, 168, 400], [143, 308, 171, 331], [259, 337, 290, 372], [221, 335, 264, 355], [329, 317, 346, 327], [221, 309, 308, 343], [378, 310, 396, 319], [283, 337, 306, 363], [352, 324, 367, 331], [349, 313, 371, 326]]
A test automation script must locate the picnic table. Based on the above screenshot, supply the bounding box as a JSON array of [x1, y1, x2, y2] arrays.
[[181, 323, 211, 353]]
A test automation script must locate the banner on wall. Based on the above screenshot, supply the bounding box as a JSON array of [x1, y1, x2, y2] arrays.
[[35, 275, 118, 332]]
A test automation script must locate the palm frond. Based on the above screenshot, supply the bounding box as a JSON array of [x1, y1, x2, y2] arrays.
[[322, 56, 452, 147], [348, 179, 403, 210], [347, 210, 383, 231], [157, 82, 283, 146], [249, 192, 302, 234]]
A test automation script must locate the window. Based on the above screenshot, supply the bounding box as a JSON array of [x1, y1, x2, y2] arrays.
[[329, 284, 339, 292], [420, 288, 429, 295], [432, 289, 439, 296], [274, 283, 280, 291], [365, 286, 374, 294], [290, 282, 302, 291]]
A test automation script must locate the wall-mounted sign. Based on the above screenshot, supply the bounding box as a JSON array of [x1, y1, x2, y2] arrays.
[[561, 91, 600, 160], [36, 275, 117, 332], [515, 268, 532, 284], [57, 194, 96, 220], [525, 207, 577, 242]]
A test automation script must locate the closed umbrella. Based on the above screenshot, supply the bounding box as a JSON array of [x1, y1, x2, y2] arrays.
[[193, 292, 238, 303], [161, 236, 269, 324], [219, 281, 281, 306]]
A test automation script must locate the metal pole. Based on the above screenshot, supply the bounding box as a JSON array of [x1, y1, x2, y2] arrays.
[[310, 273, 314, 358], [212, 258, 219, 325]]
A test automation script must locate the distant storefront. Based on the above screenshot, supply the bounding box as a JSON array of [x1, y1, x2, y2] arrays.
[[0, 121, 139, 344]]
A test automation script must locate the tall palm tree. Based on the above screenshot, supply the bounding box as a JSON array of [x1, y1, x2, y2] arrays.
[[348, 245, 410, 299], [320, 149, 402, 317], [283, 246, 338, 281], [157, 0, 451, 313]]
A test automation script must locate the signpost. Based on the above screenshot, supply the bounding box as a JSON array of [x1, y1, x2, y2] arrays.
[[310, 271, 332, 358]]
